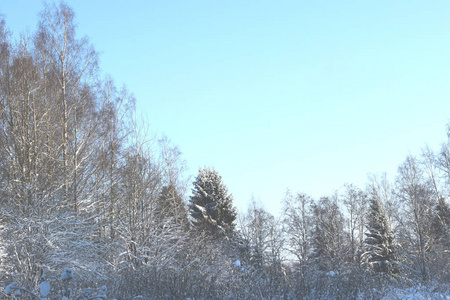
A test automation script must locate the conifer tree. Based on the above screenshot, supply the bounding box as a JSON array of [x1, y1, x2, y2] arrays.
[[157, 184, 189, 228], [189, 168, 237, 236], [431, 197, 450, 246], [363, 195, 398, 274]]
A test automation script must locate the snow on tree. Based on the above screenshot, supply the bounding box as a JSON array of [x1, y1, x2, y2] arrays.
[[363, 193, 398, 274], [61, 267, 73, 280], [5, 282, 15, 296], [39, 279, 50, 297], [429, 197, 450, 281], [395, 155, 435, 280], [189, 168, 237, 236], [282, 191, 313, 268], [238, 198, 283, 269], [431, 197, 450, 245], [341, 184, 368, 263], [156, 184, 189, 228], [310, 196, 345, 271]]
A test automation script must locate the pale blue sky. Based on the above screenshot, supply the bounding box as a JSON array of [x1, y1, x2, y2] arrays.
[[2, 1, 450, 215]]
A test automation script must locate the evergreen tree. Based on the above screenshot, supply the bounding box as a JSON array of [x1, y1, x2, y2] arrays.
[[363, 195, 398, 274], [431, 197, 450, 246], [157, 184, 189, 228], [189, 168, 237, 236]]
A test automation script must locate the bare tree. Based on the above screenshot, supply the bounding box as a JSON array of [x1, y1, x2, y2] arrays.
[[310, 195, 346, 272], [94, 79, 134, 240], [435, 124, 450, 193], [0, 5, 110, 287], [282, 191, 313, 272], [239, 198, 279, 268], [341, 184, 367, 263], [34, 2, 99, 210], [395, 155, 435, 280]]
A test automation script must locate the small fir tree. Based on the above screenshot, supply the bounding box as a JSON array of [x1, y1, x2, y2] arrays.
[[189, 168, 237, 236]]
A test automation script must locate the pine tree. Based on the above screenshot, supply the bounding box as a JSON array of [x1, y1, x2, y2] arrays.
[[189, 168, 237, 236], [363, 196, 398, 274]]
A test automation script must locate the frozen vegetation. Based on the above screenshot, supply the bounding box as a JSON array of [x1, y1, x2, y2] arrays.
[[0, 2, 449, 299]]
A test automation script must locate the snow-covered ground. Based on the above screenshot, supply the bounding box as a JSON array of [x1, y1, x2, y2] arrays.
[[359, 285, 450, 300]]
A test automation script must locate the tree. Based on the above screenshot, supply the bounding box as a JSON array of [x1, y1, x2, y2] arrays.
[[0, 9, 107, 287], [431, 197, 450, 245], [189, 168, 237, 236], [236, 199, 286, 296], [156, 136, 189, 228], [310, 195, 345, 271], [239, 198, 281, 268], [342, 184, 367, 263], [363, 192, 398, 274], [94, 79, 134, 240], [395, 155, 434, 280], [34, 2, 99, 210], [157, 184, 189, 228], [428, 197, 450, 282], [282, 191, 313, 271], [436, 123, 450, 188]]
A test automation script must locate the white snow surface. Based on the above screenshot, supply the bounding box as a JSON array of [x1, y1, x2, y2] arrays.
[[5, 282, 14, 295], [39, 281, 51, 297], [379, 286, 450, 300], [61, 267, 73, 280], [100, 285, 107, 294]]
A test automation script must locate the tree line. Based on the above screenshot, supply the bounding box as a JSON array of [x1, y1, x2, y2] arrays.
[[0, 3, 449, 299]]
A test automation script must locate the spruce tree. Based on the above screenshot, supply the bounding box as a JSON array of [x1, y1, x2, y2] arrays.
[[431, 197, 450, 246], [156, 184, 189, 228], [363, 196, 398, 274], [189, 168, 237, 236]]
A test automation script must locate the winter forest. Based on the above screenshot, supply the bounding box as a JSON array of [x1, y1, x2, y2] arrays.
[[0, 2, 449, 300]]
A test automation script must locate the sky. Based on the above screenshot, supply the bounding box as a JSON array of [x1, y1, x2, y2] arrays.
[[2, 1, 450, 216]]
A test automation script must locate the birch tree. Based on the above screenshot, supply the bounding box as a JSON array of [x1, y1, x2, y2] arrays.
[[34, 2, 99, 210], [282, 191, 313, 272], [395, 155, 435, 280], [342, 184, 367, 263], [310, 195, 346, 271]]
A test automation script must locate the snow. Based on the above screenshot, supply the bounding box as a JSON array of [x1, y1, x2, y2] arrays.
[[326, 270, 339, 276], [378, 286, 450, 300], [39, 281, 50, 297], [5, 282, 15, 295], [61, 267, 73, 280]]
